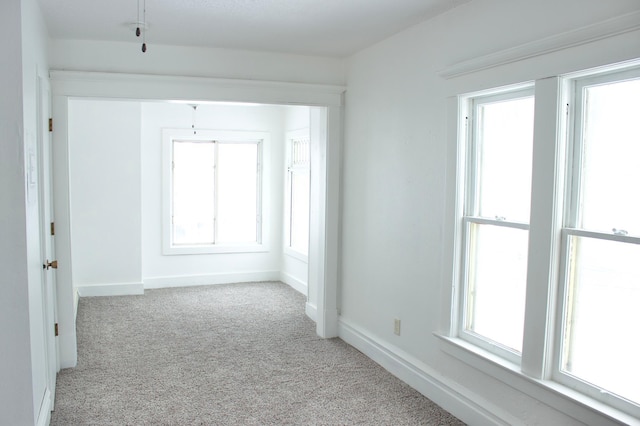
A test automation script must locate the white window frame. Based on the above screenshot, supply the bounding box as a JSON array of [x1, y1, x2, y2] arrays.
[[162, 128, 267, 255], [552, 66, 640, 415], [440, 59, 640, 423], [458, 85, 535, 365], [284, 128, 310, 261]]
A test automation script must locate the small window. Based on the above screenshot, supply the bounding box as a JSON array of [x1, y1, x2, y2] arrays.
[[460, 87, 535, 361], [285, 130, 310, 257], [163, 129, 265, 254]]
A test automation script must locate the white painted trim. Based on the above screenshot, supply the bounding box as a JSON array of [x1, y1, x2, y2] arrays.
[[436, 335, 640, 426], [49, 71, 345, 107], [51, 71, 342, 369], [280, 272, 308, 295], [57, 330, 76, 369], [35, 388, 51, 426], [76, 282, 144, 297], [338, 318, 514, 426], [143, 271, 280, 289], [73, 289, 79, 321], [439, 11, 640, 79], [283, 247, 308, 262], [305, 302, 317, 322]]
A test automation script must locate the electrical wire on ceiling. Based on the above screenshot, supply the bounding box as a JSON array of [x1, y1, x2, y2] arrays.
[[135, 0, 147, 52]]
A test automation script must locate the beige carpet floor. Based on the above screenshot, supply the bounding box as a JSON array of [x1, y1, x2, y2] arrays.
[[51, 282, 465, 425]]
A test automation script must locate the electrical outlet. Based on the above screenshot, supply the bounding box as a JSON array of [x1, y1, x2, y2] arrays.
[[394, 318, 401, 336]]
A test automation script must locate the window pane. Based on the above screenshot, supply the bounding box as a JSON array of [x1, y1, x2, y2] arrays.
[[580, 78, 640, 235], [216, 143, 258, 243], [562, 236, 640, 404], [172, 141, 215, 245], [290, 172, 310, 254], [476, 96, 535, 222], [466, 223, 528, 353]]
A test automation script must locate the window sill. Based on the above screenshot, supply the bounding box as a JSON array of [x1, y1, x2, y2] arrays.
[[283, 247, 308, 262], [163, 243, 268, 255], [434, 334, 639, 425]]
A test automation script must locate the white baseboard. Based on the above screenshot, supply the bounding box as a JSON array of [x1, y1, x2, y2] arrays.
[[58, 330, 77, 369], [36, 388, 51, 426], [76, 282, 144, 297], [338, 318, 514, 426], [305, 302, 317, 322], [280, 272, 308, 295], [143, 271, 281, 289], [73, 288, 79, 321]]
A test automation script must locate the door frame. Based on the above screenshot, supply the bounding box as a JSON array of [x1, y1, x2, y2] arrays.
[[51, 71, 344, 367], [35, 70, 57, 424]]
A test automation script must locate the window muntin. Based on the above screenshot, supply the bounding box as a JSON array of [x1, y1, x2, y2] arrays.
[[555, 70, 640, 412], [461, 88, 535, 359]]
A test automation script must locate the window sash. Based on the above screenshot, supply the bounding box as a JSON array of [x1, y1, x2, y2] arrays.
[[459, 87, 534, 362], [551, 68, 640, 415], [451, 62, 640, 421], [168, 137, 262, 249], [460, 217, 530, 363], [553, 229, 640, 412]]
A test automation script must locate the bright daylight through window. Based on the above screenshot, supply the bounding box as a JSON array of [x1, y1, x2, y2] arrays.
[[166, 133, 262, 252], [461, 88, 535, 360], [454, 62, 640, 418], [556, 70, 640, 408], [286, 135, 310, 256]]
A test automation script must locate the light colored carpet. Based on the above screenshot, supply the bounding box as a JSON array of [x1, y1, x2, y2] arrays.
[[51, 282, 465, 425]]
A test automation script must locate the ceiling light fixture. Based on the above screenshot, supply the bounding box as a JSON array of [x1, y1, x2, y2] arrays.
[[135, 0, 148, 53]]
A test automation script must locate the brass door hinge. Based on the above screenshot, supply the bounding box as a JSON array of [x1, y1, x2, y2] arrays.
[[49, 118, 53, 132], [54, 323, 59, 337], [50, 222, 55, 236]]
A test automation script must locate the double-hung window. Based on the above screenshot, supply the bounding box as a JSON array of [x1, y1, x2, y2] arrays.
[[460, 87, 535, 362], [163, 129, 265, 254], [452, 62, 640, 419], [285, 130, 310, 257], [555, 67, 640, 411]]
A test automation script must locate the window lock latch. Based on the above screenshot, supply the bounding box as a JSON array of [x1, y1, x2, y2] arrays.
[[612, 228, 628, 236]]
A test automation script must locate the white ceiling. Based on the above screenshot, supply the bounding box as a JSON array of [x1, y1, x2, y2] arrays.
[[37, 0, 468, 57]]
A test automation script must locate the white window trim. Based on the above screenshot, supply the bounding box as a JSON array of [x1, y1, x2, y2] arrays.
[[441, 59, 640, 424], [162, 128, 268, 255], [457, 85, 534, 365], [283, 128, 310, 261], [551, 66, 640, 415]]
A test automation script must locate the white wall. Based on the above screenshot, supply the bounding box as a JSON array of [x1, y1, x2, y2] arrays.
[[48, 39, 346, 86], [141, 102, 285, 288], [0, 0, 50, 423], [68, 100, 143, 295], [0, 1, 33, 423], [340, 0, 640, 424]]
